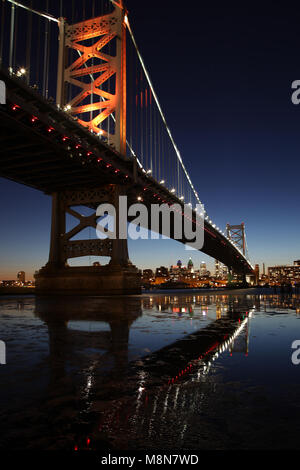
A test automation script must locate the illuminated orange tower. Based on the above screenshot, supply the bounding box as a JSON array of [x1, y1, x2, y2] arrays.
[[56, 0, 127, 155], [35, 1, 140, 295]]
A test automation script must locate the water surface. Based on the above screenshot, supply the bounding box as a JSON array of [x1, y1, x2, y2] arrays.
[[0, 292, 300, 450]]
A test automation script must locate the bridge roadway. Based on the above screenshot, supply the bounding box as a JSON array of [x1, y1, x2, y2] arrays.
[[0, 68, 253, 274]]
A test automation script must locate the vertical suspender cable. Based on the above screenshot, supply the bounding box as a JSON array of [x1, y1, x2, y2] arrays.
[[36, 14, 41, 87], [140, 71, 143, 164], [25, 0, 32, 85], [43, 0, 49, 98], [158, 106, 161, 181], [145, 86, 148, 170], [43, 18, 50, 98], [125, 16, 201, 205], [70, 0, 75, 105], [9, 2, 15, 72], [154, 94, 157, 179], [13, 2, 17, 70], [149, 88, 153, 177], [177, 158, 179, 196], [0, 0, 5, 65], [129, 36, 133, 156]]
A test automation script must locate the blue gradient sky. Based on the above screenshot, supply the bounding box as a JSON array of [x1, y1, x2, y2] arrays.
[[1, 0, 300, 279]]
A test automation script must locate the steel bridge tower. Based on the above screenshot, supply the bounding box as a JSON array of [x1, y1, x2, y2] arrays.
[[226, 223, 248, 284], [56, 0, 126, 155], [35, 0, 140, 295], [226, 223, 246, 256]]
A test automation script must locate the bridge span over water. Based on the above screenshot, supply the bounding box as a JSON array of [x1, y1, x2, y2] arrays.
[[0, 0, 253, 294]]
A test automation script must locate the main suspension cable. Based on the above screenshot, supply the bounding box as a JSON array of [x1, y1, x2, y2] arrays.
[[5, 0, 59, 23], [125, 15, 201, 205]]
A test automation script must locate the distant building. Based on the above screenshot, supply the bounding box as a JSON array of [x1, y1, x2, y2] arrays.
[[222, 264, 228, 278], [177, 260, 182, 268], [142, 269, 154, 280], [215, 259, 220, 278], [200, 262, 207, 277], [155, 266, 169, 278], [268, 261, 300, 284], [254, 264, 260, 284], [187, 258, 194, 272], [2, 280, 17, 287], [17, 271, 25, 284]]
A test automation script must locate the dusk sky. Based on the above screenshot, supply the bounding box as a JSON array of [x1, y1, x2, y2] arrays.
[[1, 0, 300, 279]]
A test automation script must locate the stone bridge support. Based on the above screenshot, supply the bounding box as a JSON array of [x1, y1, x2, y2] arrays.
[[35, 184, 141, 295]]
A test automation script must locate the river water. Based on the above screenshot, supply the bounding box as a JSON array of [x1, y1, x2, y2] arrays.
[[0, 290, 300, 451]]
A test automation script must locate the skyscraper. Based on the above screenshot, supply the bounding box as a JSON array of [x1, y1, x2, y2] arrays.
[[215, 259, 220, 278], [17, 271, 25, 284], [187, 258, 194, 273], [254, 264, 260, 284], [200, 262, 206, 277]]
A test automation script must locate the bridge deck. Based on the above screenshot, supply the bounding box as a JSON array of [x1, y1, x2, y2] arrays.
[[0, 68, 253, 274]]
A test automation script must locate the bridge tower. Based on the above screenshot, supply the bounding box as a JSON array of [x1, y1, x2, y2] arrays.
[[226, 223, 247, 284], [35, 1, 140, 295], [56, 0, 126, 155], [226, 223, 246, 255]]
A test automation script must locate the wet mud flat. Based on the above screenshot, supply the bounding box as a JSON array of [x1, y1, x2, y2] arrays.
[[1, 293, 300, 451]]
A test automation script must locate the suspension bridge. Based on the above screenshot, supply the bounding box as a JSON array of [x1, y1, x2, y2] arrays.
[[0, 0, 254, 294]]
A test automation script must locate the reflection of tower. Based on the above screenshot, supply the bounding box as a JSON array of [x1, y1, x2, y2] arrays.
[[216, 301, 221, 319], [35, 297, 142, 387], [229, 316, 250, 356]]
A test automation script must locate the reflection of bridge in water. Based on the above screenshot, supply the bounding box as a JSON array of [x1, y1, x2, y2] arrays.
[[33, 293, 257, 450]]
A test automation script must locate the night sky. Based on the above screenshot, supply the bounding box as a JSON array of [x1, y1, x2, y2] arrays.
[[1, 0, 300, 279]]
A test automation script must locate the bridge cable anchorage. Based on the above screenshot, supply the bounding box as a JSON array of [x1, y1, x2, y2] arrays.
[[124, 13, 201, 205], [5, 0, 59, 23]]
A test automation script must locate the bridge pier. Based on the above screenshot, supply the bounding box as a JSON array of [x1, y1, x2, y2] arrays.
[[35, 184, 141, 296]]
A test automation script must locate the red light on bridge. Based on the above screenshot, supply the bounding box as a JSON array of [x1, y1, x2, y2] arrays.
[[12, 104, 20, 111], [47, 127, 54, 133], [31, 116, 38, 123], [62, 136, 68, 141]]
